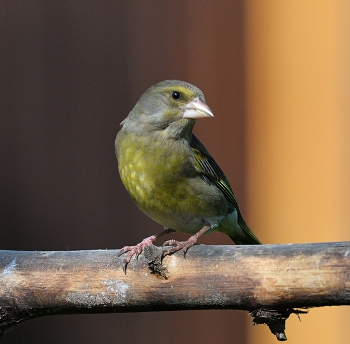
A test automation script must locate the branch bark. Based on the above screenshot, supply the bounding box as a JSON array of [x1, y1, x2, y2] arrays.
[[0, 242, 349, 340]]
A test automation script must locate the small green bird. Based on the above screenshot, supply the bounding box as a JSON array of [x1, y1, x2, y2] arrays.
[[116, 80, 261, 267]]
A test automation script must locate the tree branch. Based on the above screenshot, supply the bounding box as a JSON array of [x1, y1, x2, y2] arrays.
[[0, 242, 349, 340]]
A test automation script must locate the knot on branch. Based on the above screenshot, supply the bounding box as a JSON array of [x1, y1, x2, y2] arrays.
[[143, 245, 168, 279]]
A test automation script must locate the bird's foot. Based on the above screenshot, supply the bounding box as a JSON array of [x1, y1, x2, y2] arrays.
[[118, 236, 156, 273], [162, 224, 211, 257], [162, 236, 198, 257]]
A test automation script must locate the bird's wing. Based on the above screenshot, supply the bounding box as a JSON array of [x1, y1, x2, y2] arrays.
[[190, 134, 261, 245], [190, 134, 239, 208]]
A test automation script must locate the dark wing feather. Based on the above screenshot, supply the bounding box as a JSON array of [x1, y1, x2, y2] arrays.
[[190, 134, 261, 245], [190, 134, 239, 208]]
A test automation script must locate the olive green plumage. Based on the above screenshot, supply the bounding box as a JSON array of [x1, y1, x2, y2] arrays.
[[115, 80, 261, 247]]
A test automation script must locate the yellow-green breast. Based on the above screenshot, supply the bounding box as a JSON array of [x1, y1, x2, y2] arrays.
[[115, 131, 227, 233]]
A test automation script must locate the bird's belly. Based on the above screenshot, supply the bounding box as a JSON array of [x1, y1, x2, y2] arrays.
[[117, 142, 227, 233]]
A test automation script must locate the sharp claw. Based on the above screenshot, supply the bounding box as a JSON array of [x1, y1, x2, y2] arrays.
[[122, 261, 127, 274], [183, 249, 188, 259]]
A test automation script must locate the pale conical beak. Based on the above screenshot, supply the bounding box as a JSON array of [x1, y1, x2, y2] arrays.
[[182, 98, 214, 119]]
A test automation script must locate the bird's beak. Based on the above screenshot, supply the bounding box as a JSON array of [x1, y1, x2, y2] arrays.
[[182, 98, 214, 119]]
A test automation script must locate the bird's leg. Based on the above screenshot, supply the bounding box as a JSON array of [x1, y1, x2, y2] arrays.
[[162, 224, 211, 257], [118, 228, 175, 272]]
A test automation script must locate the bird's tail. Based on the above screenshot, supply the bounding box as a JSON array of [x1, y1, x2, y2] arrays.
[[229, 213, 262, 245]]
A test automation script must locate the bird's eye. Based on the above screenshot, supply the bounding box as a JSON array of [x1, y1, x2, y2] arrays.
[[171, 91, 181, 100]]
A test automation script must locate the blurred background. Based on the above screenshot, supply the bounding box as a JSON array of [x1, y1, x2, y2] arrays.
[[1, 1, 349, 343]]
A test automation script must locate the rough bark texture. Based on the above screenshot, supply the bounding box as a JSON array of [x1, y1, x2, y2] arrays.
[[0, 242, 349, 340]]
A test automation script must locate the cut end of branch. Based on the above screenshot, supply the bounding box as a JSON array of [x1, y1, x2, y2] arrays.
[[250, 308, 308, 341]]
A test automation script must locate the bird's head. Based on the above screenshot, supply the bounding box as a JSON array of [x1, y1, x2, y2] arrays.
[[121, 80, 214, 138]]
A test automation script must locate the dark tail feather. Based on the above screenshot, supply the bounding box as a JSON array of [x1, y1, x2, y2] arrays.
[[229, 234, 262, 245], [229, 214, 262, 245]]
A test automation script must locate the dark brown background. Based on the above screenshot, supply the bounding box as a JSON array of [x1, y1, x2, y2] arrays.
[[0, 1, 250, 343]]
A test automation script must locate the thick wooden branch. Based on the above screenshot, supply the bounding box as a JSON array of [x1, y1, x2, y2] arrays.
[[0, 242, 349, 341]]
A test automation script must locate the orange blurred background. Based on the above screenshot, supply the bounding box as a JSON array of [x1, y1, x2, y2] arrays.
[[1, 1, 349, 343], [245, 2, 350, 343]]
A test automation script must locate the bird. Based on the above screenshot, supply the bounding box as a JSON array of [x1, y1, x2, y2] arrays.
[[115, 80, 261, 269]]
